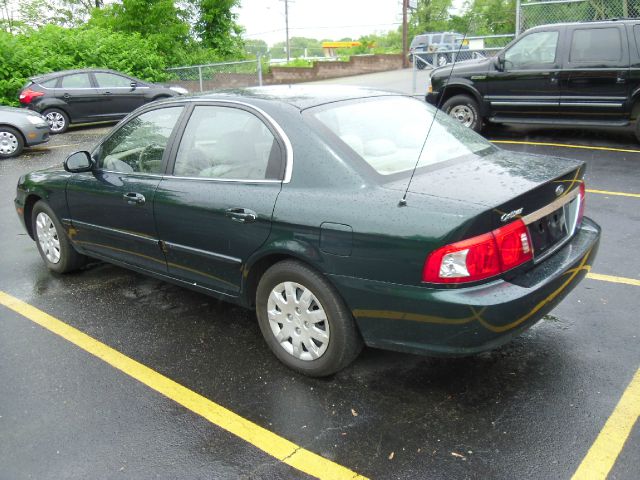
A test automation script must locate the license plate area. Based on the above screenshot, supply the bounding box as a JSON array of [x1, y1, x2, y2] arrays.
[[529, 206, 568, 257]]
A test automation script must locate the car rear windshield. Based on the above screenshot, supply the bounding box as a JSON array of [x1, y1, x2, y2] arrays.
[[310, 96, 494, 176]]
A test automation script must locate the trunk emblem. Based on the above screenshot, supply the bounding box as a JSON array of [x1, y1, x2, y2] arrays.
[[555, 185, 565, 196], [501, 208, 523, 222]]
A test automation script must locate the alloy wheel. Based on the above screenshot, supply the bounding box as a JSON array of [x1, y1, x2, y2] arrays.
[[36, 212, 61, 264], [267, 281, 330, 361], [45, 111, 66, 133]]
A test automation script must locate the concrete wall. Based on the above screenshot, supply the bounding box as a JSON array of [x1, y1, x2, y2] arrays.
[[172, 54, 404, 92], [268, 54, 403, 84]]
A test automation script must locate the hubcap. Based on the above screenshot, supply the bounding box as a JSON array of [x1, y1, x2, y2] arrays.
[[45, 112, 66, 132], [267, 281, 330, 361], [449, 105, 475, 128], [0, 131, 18, 155], [35, 212, 61, 264]]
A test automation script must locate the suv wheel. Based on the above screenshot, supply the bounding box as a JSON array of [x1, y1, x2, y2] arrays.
[[442, 94, 482, 132], [0, 126, 24, 159], [43, 108, 69, 134]]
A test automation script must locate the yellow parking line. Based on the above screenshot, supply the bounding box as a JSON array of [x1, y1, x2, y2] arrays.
[[572, 367, 640, 480], [586, 189, 640, 199], [29, 144, 79, 150], [586, 273, 640, 287], [0, 291, 367, 480], [491, 139, 640, 154]]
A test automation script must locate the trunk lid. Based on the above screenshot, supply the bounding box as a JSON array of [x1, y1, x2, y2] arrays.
[[384, 149, 585, 260]]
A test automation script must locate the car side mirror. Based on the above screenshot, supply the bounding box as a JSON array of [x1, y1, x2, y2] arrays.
[[493, 55, 505, 71], [64, 151, 94, 173]]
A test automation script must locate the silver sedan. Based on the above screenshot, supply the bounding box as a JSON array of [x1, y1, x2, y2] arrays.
[[0, 106, 50, 159]]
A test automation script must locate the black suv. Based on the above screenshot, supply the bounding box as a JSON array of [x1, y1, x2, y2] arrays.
[[19, 68, 186, 134], [426, 20, 640, 141]]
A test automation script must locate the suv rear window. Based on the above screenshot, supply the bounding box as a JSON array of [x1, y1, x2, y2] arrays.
[[570, 27, 622, 63]]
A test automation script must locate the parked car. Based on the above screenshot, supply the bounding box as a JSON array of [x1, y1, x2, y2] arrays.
[[14, 86, 600, 376], [0, 106, 50, 159], [426, 19, 640, 140], [409, 32, 471, 68], [18, 68, 188, 134]]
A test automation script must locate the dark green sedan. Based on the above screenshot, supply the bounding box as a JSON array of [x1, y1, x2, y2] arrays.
[[14, 86, 601, 376]]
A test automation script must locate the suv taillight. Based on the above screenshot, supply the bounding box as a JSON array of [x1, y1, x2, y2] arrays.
[[423, 219, 533, 284], [19, 88, 44, 104]]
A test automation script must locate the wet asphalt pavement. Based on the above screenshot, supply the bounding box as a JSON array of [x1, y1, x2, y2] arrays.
[[0, 117, 638, 479]]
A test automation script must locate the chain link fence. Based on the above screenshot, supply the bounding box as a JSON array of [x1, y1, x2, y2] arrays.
[[165, 59, 264, 93], [518, 0, 638, 34]]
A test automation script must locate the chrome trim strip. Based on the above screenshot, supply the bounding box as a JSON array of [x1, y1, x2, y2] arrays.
[[165, 242, 241, 264], [522, 187, 579, 225], [161, 176, 281, 184], [72, 220, 158, 245], [490, 101, 558, 106], [559, 102, 623, 108]]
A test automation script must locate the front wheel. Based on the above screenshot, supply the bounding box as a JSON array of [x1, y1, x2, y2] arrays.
[[441, 94, 482, 132], [32, 200, 87, 273], [0, 126, 24, 159], [256, 260, 362, 377]]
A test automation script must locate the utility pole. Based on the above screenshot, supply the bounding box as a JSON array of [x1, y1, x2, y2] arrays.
[[283, 0, 291, 62], [402, 0, 408, 68]]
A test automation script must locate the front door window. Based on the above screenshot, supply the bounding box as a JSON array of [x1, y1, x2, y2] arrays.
[[504, 31, 559, 69], [96, 107, 183, 174]]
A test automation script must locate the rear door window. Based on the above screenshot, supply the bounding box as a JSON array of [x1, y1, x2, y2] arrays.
[[40, 78, 58, 88], [60, 73, 92, 88], [570, 27, 622, 63], [94, 73, 133, 88]]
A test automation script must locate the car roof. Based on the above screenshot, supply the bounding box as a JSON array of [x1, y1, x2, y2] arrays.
[[527, 18, 640, 32], [195, 85, 406, 110], [30, 68, 130, 82]]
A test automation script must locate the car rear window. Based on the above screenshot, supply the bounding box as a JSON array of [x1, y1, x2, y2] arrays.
[[310, 97, 494, 176], [40, 78, 58, 88], [570, 27, 622, 63]]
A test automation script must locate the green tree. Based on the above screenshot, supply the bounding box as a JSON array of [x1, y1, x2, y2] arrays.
[[244, 39, 268, 56], [410, 0, 454, 37], [190, 0, 243, 57]]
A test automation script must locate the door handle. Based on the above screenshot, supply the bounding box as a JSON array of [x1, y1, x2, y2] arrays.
[[225, 207, 257, 223], [63, 93, 71, 99], [123, 192, 145, 206], [616, 76, 626, 84], [103, 91, 113, 95]]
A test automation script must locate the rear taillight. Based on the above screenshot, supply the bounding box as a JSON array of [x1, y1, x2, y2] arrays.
[[577, 182, 585, 225], [423, 219, 533, 284], [19, 88, 44, 104]]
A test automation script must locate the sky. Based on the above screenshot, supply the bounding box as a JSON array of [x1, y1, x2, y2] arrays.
[[234, 0, 406, 46]]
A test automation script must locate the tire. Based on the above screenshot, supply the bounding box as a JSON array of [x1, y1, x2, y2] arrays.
[[634, 120, 640, 144], [441, 94, 482, 132], [31, 200, 87, 273], [0, 126, 24, 159], [256, 260, 363, 377], [43, 108, 69, 134]]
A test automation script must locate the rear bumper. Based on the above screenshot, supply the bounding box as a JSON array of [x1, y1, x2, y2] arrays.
[[329, 217, 600, 356]]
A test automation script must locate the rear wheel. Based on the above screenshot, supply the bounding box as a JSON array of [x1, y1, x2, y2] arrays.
[[43, 108, 69, 134], [442, 94, 482, 132], [32, 200, 87, 273], [256, 260, 362, 377], [0, 126, 24, 159]]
